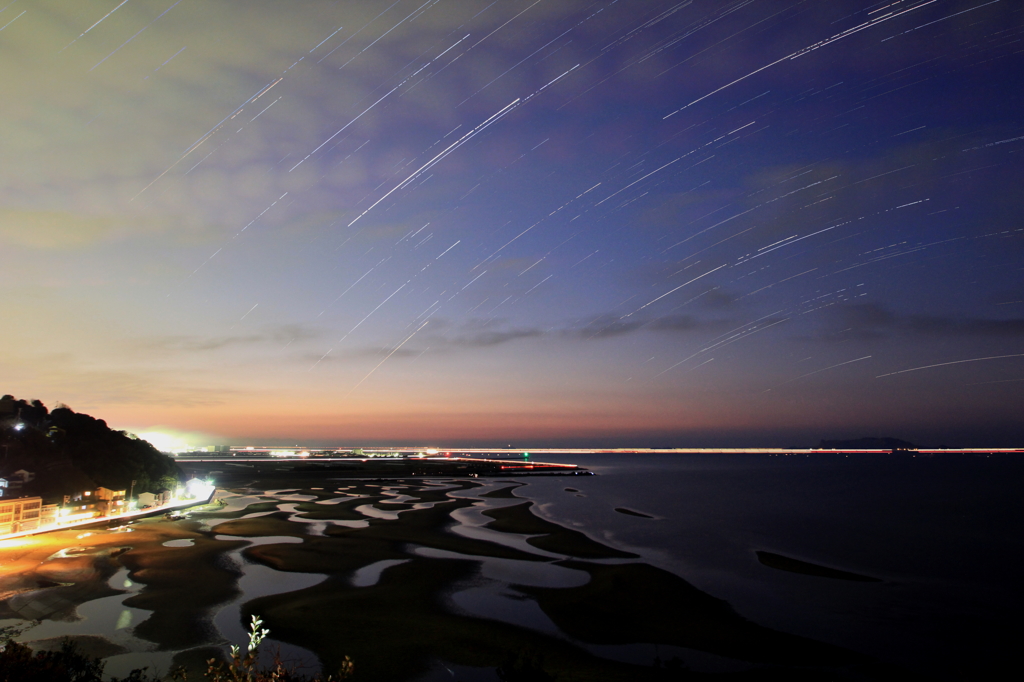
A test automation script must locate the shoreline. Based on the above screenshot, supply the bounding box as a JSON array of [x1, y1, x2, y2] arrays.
[[755, 550, 882, 582], [2, 476, 899, 681], [0, 490, 218, 544]]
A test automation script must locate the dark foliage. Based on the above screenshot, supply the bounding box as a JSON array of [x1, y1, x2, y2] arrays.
[[0, 394, 181, 501], [495, 649, 557, 682], [0, 622, 347, 682], [650, 655, 689, 680], [0, 638, 156, 682], [0, 638, 143, 682]]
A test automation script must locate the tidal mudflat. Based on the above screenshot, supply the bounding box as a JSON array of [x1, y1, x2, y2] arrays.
[[1, 476, 894, 681]]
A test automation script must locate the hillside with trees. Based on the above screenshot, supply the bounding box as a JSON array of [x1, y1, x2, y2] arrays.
[[0, 394, 181, 503]]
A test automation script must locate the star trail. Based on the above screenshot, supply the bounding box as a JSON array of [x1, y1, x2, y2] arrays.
[[1, 0, 1021, 446]]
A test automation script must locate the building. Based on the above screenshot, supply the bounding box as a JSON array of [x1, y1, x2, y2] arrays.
[[64, 487, 127, 521], [95, 487, 127, 515], [4, 469, 35, 492], [137, 491, 167, 508], [63, 492, 103, 522], [137, 489, 173, 508], [95, 487, 126, 500], [39, 503, 59, 527], [0, 493, 52, 532]]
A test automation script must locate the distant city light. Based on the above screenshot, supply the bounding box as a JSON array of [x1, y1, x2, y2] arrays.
[[138, 431, 193, 453]]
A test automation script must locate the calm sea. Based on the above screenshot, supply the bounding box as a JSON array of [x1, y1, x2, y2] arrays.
[[505, 452, 1024, 678]]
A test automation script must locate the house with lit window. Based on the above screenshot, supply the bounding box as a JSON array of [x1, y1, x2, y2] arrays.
[[137, 489, 172, 508], [64, 487, 127, 519], [94, 487, 128, 515], [66, 489, 102, 520], [0, 496, 57, 534]]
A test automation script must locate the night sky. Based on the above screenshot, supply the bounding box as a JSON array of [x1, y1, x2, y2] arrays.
[[2, 0, 1022, 447]]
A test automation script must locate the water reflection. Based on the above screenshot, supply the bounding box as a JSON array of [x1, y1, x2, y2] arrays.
[[162, 538, 194, 548], [6, 480, 637, 680], [215, 495, 266, 513], [13, 567, 162, 677], [349, 559, 409, 587], [410, 546, 589, 639], [213, 556, 326, 672], [449, 584, 563, 638]]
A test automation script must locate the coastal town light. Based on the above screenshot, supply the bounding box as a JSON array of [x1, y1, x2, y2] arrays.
[[0, 537, 31, 548], [184, 477, 215, 500], [138, 431, 192, 454]]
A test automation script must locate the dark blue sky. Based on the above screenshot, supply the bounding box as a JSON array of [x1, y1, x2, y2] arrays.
[[2, 0, 1022, 446]]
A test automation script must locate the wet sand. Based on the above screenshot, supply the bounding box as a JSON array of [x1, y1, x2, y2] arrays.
[[482, 501, 638, 559], [755, 551, 882, 582], [2, 479, 896, 680], [521, 561, 867, 667], [614, 507, 654, 519], [0, 519, 206, 623]]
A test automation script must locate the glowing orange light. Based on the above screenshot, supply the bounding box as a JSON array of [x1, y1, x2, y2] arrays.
[[0, 538, 32, 549]]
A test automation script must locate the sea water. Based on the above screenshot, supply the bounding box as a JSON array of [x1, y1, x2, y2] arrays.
[[499, 452, 1024, 678]]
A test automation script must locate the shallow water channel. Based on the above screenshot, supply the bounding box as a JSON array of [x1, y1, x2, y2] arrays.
[[8, 480, 649, 680]]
